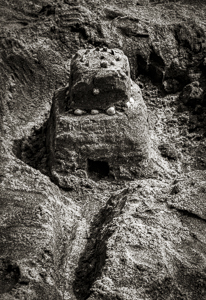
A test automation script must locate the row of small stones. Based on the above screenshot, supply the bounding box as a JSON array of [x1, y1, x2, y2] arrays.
[[84, 46, 117, 56], [72, 98, 135, 116], [80, 46, 122, 68], [82, 59, 120, 68]]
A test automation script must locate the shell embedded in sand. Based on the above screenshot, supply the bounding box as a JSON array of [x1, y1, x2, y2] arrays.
[[125, 101, 131, 108], [130, 97, 134, 104], [74, 109, 86, 116], [106, 107, 116, 115], [93, 88, 100, 95], [91, 109, 99, 115]]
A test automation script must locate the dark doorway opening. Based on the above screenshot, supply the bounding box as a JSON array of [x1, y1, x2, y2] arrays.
[[87, 159, 110, 179]]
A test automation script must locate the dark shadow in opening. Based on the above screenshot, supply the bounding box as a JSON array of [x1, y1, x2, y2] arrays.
[[87, 159, 110, 179]]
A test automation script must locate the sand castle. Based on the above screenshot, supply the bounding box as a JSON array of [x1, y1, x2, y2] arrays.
[[47, 48, 150, 184]]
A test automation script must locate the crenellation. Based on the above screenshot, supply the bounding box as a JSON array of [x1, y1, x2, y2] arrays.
[[68, 48, 131, 113]]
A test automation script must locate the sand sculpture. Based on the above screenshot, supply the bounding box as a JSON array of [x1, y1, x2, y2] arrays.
[[47, 48, 150, 182]]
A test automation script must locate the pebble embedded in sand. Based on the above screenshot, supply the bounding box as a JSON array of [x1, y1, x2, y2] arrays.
[[106, 107, 116, 115], [130, 97, 134, 104], [91, 109, 99, 115], [74, 109, 86, 116]]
